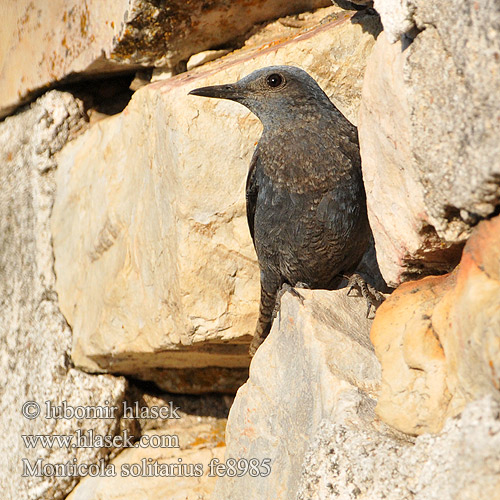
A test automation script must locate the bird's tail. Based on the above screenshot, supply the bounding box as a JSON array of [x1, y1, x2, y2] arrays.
[[248, 285, 277, 356]]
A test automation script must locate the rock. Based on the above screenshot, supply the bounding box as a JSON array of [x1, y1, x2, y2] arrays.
[[371, 215, 500, 435], [66, 393, 229, 500], [369, 274, 452, 434], [406, 1, 500, 239], [359, 1, 500, 285], [187, 50, 230, 71], [0, 90, 127, 500], [1, 0, 331, 119], [332, 0, 373, 9], [373, 0, 415, 42], [212, 289, 381, 500], [51, 9, 381, 390], [358, 32, 445, 286], [67, 429, 225, 500], [297, 396, 500, 500]]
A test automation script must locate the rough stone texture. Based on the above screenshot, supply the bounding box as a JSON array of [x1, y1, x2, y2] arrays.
[[66, 393, 229, 500], [51, 10, 381, 389], [1, 0, 330, 119], [186, 50, 230, 71], [359, 0, 500, 285], [212, 289, 382, 500], [371, 215, 500, 435], [406, 1, 500, 238], [0, 91, 128, 500], [297, 396, 500, 500], [67, 428, 225, 500], [373, 0, 415, 42], [360, 33, 421, 284]]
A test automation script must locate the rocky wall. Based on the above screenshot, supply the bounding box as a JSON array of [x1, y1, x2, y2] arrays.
[[1, 0, 499, 499]]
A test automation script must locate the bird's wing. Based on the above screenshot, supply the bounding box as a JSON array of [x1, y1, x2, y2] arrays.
[[245, 148, 259, 245]]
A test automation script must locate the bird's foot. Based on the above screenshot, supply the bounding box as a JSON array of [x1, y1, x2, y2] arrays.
[[271, 283, 305, 321], [345, 273, 385, 317]]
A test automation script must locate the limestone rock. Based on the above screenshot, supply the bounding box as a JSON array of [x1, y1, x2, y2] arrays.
[[359, 0, 500, 285], [406, 1, 500, 239], [297, 396, 500, 500], [66, 401, 228, 500], [0, 91, 127, 500], [187, 50, 230, 71], [371, 215, 500, 435], [358, 32, 446, 286], [51, 10, 381, 389], [212, 289, 381, 500], [373, 0, 415, 42], [0, 0, 331, 119]]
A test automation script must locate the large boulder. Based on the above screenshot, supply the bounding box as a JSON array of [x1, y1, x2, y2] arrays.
[[371, 215, 500, 435], [297, 396, 500, 500], [213, 289, 382, 500], [359, 0, 500, 285], [51, 9, 382, 392], [0, 91, 128, 500], [212, 286, 500, 500], [0, 0, 331, 119]]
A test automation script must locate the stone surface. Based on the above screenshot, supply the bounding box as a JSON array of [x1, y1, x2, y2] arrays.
[[67, 392, 229, 500], [297, 396, 500, 500], [359, 33, 442, 285], [51, 10, 381, 388], [373, 0, 415, 42], [371, 215, 500, 435], [186, 50, 230, 71], [212, 289, 381, 500], [67, 429, 225, 500], [359, 1, 500, 285], [406, 1, 500, 239], [1, 0, 330, 119], [0, 91, 128, 500]]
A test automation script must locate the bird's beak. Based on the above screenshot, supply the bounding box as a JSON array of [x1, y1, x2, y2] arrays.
[[188, 83, 245, 101]]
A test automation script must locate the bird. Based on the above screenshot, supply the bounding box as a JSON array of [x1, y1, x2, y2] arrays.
[[189, 66, 380, 356]]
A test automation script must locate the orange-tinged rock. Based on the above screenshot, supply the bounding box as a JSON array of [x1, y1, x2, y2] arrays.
[[371, 215, 500, 435]]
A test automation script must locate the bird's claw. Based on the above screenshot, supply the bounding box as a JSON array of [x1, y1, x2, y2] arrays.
[[345, 273, 385, 317], [271, 282, 306, 331]]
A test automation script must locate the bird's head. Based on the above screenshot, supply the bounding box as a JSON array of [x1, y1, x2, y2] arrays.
[[189, 66, 332, 129]]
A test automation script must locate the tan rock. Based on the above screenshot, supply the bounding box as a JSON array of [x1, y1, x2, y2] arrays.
[[67, 424, 226, 500], [371, 215, 500, 435], [51, 10, 381, 390], [213, 289, 381, 500], [358, 32, 427, 285], [359, 33, 464, 286], [370, 275, 452, 434], [0, 0, 330, 118], [186, 50, 230, 71], [359, 1, 500, 286], [0, 90, 128, 500]]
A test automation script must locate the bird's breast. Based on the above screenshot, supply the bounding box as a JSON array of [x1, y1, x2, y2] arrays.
[[258, 124, 361, 194]]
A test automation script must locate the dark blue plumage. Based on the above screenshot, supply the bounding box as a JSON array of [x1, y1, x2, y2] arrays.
[[190, 66, 372, 355]]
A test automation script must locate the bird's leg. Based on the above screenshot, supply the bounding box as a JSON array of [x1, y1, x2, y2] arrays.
[[249, 281, 308, 356], [249, 284, 278, 357], [345, 273, 385, 317]]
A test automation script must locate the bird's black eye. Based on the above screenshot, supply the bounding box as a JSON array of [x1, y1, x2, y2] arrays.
[[266, 73, 283, 88]]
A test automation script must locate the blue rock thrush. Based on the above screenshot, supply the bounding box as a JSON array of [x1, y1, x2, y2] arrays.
[[189, 66, 381, 355]]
